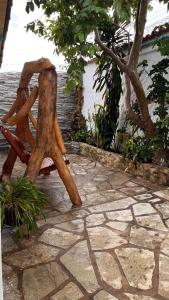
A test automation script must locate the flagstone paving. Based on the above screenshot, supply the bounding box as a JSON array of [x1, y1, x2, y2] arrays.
[[1, 152, 169, 300]]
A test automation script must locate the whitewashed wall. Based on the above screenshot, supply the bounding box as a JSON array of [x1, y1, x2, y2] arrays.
[[82, 35, 169, 132], [118, 43, 164, 132], [82, 62, 105, 128], [0, 72, 76, 149]]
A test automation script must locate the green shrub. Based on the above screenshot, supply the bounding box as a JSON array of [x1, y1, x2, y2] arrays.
[[123, 137, 155, 164], [73, 128, 96, 145], [0, 177, 48, 238]]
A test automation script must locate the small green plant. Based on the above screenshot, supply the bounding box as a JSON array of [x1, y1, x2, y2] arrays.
[[123, 137, 155, 165], [73, 129, 89, 143], [0, 177, 48, 238], [73, 128, 94, 144], [93, 104, 116, 150]]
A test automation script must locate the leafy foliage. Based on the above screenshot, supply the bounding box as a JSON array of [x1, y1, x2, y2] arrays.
[[148, 57, 169, 155], [157, 39, 169, 56], [25, 0, 137, 91], [0, 177, 48, 237], [73, 128, 94, 144], [93, 70, 122, 149], [125, 41, 169, 165], [26, 0, 168, 140], [91, 21, 124, 150], [123, 137, 155, 164], [71, 20, 124, 150], [152, 23, 169, 56], [94, 104, 114, 149]]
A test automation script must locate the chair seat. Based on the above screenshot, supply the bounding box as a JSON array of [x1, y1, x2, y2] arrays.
[[0, 125, 58, 175]]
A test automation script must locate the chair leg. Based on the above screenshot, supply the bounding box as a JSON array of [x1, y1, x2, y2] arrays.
[[0, 148, 17, 181], [50, 144, 82, 207]]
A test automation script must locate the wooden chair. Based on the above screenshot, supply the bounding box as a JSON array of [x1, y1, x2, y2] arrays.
[[0, 125, 69, 178]]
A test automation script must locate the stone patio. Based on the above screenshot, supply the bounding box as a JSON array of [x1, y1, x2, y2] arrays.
[[1, 152, 169, 300]]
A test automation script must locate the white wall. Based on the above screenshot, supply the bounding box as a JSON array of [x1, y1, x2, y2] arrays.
[[82, 36, 169, 133], [118, 44, 164, 132], [82, 62, 105, 128]]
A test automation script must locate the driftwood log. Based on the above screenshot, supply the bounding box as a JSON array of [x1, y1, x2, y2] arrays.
[[0, 58, 81, 206]]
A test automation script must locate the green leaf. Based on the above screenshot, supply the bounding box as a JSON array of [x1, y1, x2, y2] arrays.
[[34, 0, 41, 8], [26, 1, 35, 13], [29, 1, 35, 11]]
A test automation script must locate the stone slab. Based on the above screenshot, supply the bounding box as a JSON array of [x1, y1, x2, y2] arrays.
[[87, 227, 127, 250], [50, 282, 83, 300], [86, 192, 107, 205], [22, 262, 68, 300], [133, 203, 156, 216], [136, 214, 168, 231], [3, 264, 21, 300], [154, 190, 169, 201], [115, 247, 155, 289], [155, 202, 169, 219], [134, 194, 153, 201], [37, 209, 89, 227], [39, 228, 81, 249], [86, 213, 105, 227], [88, 197, 136, 213], [55, 219, 84, 233], [94, 291, 118, 300], [95, 251, 122, 289], [130, 225, 165, 249], [149, 198, 161, 203], [120, 186, 148, 196], [60, 240, 99, 293], [106, 209, 133, 222], [159, 254, 169, 298], [125, 294, 157, 300], [106, 221, 128, 231], [3, 243, 60, 269], [160, 234, 169, 256], [100, 189, 126, 201]]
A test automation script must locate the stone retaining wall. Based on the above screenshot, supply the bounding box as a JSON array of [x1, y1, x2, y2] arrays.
[[80, 142, 169, 186], [0, 72, 75, 149]]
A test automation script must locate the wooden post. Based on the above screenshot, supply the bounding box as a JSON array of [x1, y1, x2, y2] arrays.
[[54, 114, 67, 155]]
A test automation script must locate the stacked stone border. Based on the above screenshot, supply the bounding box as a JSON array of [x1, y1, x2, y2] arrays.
[[80, 143, 169, 186]]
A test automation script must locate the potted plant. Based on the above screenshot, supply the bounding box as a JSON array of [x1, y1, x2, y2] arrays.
[[0, 177, 48, 237]]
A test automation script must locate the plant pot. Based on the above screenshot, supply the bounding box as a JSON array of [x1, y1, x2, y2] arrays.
[[4, 207, 23, 227]]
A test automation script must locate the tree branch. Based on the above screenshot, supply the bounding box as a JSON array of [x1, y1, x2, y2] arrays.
[[94, 27, 127, 72], [128, 0, 149, 70], [135, 0, 142, 35]]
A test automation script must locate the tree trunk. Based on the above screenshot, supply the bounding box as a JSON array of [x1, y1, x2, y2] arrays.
[[94, 0, 156, 138], [128, 70, 156, 137]]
